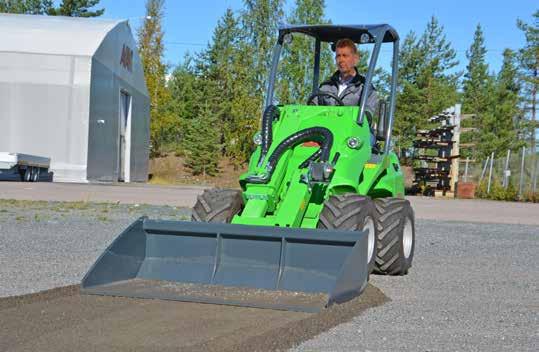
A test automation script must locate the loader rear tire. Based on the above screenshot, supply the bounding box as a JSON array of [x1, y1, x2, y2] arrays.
[[317, 194, 377, 273], [373, 198, 415, 275], [191, 188, 243, 223]]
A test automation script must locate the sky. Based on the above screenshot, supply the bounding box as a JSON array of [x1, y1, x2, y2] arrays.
[[96, 0, 537, 74]]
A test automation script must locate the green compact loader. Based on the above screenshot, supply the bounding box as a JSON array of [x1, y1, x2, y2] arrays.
[[81, 24, 415, 312]]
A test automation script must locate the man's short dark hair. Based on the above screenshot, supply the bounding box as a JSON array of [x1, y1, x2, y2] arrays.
[[335, 38, 358, 54]]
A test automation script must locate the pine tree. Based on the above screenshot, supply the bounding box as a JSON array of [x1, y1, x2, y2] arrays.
[[166, 56, 198, 149], [226, 42, 261, 163], [398, 31, 423, 83], [393, 32, 423, 154], [168, 8, 260, 168], [517, 10, 538, 152], [183, 103, 222, 176], [416, 16, 459, 119], [202, 9, 242, 151], [418, 16, 459, 75], [138, 0, 173, 156], [462, 24, 490, 114], [277, 0, 332, 103], [484, 49, 522, 156], [241, 0, 285, 103], [0, 0, 53, 14], [0, 0, 103, 16], [197, 8, 260, 165], [48, 0, 104, 17], [461, 24, 491, 158], [394, 17, 459, 160]]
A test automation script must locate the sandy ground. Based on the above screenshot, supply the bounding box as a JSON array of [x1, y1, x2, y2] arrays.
[[1, 182, 538, 225], [0, 284, 386, 352]]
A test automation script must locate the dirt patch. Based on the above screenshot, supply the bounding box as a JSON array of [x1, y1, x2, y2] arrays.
[[149, 155, 246, 188], [0, 284, 387, 352]]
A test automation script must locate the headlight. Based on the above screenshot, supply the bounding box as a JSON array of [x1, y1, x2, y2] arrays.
[[253, 132, 262, 146]]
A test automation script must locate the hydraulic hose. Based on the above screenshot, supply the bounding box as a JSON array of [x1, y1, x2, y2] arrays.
[[247, 127, 334, 184], [267, 127, 333, 169], [258, 105, 280, 166]]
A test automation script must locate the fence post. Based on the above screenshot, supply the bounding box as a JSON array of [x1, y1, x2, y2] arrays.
[[480, 155, 490, 183], [503, 149, 511, 188], [518, 146, 526, 199], [487, 152, 494, 194], [464, 157, 469, 183], [450, 104, 461, 193], [533, 158, 538, 193]]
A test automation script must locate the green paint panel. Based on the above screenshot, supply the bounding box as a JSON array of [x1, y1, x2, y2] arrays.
[[233, 104, 404, 228]]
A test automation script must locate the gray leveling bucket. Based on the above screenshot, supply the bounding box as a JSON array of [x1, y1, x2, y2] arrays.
[[81, 217, 369, 312]]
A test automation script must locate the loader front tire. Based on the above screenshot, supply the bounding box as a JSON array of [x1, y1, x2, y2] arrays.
[[373, 198, 415, 275], [191, 189, 243, 223], [317, 194, 377, 273]]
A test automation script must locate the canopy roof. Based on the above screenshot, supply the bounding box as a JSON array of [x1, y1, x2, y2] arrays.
[[0, 13, 123, 56], [278, 24, 399, 44]]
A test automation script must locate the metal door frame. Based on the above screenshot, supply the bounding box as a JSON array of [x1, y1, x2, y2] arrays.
[[118, 89, 132, 182]]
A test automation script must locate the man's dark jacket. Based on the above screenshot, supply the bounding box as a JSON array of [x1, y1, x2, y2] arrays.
[[316, 68, 378, 119]]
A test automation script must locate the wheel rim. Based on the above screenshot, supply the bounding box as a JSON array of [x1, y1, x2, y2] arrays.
[[403, 217, 413, 259], [363, 216, 375, 263]]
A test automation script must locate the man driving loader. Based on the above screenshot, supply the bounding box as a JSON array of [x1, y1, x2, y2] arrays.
[[315, 38, 378, 120], [81, 24, 415, 313], [313, 38, 379, 146]]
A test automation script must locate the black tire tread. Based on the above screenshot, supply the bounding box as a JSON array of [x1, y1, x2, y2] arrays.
[[318, 194, 377, 273], [318, 194, 370, 231], [373, 197, 414, 275], [191, 189, 243, 223]]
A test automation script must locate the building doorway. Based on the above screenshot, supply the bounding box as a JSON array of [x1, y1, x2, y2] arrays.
[[119, 90, 131, 182]]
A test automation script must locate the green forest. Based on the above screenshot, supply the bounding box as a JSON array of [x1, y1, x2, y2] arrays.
[[2, 0, 538, 178]]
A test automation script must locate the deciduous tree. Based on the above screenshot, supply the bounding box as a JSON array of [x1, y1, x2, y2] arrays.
[[48, 0, 104, 17], [138, 0, 173, 156]]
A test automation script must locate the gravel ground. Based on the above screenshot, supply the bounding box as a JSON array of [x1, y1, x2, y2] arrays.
[[0, 200, 190, 297], [0, 200, 538, 351], [293, 220, 539, 352]]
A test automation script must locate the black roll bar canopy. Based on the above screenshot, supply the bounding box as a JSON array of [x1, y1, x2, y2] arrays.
[[277, 24, 399, 44], [265, 24, 400, 155]]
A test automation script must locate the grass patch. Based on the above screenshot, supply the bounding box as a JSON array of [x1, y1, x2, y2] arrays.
[[0, 199, 112, 211], [61, 201, 91, 210], [51, 206, 70, 213], [148, 175, 175, 185], [96, 215, 109, 222], [0, 199, 51, 209]]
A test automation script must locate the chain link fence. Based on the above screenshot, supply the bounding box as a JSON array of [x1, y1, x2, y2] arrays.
[[458, 147, 539, 201]]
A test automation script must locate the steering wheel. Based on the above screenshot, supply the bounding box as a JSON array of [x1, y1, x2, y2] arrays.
[[307, 91, 344, 106]]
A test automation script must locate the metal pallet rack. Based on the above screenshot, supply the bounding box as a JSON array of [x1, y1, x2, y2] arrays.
[[412, 108, 460, 196]]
